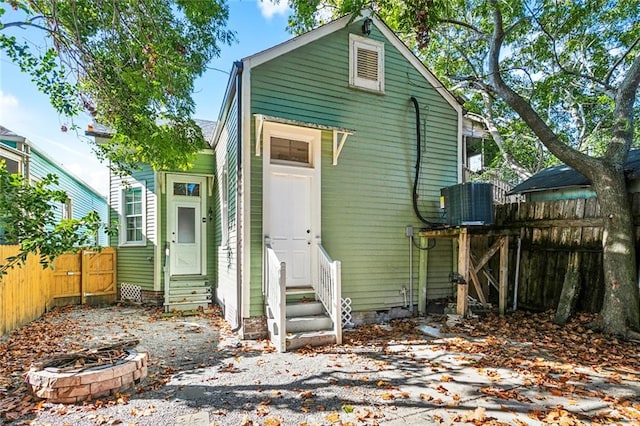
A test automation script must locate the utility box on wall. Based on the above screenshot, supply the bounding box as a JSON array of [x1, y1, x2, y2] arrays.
[[440, 182, 494, 226]]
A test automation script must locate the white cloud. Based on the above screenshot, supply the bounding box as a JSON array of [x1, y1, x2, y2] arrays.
[[258, 0, 290, 19], [0, 90, 19, 108], [64, 162, 109, 195]]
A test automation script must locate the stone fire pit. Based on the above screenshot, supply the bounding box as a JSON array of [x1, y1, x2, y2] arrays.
[[26, 340, 148, 404]]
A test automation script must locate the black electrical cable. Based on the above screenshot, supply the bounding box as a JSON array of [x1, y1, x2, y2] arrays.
[[412, 235, 437, 250], [410, 96, 437, 227]]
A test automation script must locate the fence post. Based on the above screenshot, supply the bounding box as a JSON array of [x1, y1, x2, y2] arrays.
[[81, 250, 88, 305], [499, 236, 509, 315]]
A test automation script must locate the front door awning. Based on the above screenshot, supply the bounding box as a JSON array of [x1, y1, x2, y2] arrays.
[[254, 114, 355, 165]]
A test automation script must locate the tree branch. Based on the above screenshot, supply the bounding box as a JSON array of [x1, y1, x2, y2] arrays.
[[477, 93, 533, 180], [605, 36, 640, 87], [486, 0, 597, 177], [524, 2, 614, 95], [1, 19, 53, 35], [439, 18, 486, 38], [607, 52, 640, 163]]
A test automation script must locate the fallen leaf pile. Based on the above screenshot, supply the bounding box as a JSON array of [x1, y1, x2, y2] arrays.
[[442, 310, 640, 423], [343, 319, 425, 347], [0, 305, 85, 421], [448, 311, 640, 371]]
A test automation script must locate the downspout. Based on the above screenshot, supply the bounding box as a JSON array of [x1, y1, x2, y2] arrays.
[[234, 61, 244, 332]]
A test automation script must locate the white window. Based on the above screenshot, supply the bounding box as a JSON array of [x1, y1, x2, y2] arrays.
[[270, 137, 311, 166], [120, 184, 146, 245], [349, 34, 384, 93], [0, 148, 23, 175], [173, 182, 201, 197], [62, 196, 72, 220]]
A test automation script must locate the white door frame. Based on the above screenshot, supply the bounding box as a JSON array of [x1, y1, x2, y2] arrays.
[[166, 173, 207, 276], [263, 122, 321, 287]]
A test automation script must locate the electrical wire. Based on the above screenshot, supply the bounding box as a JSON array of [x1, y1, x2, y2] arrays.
[[410, 96, 438, 227], [412, 235, 437, 250]]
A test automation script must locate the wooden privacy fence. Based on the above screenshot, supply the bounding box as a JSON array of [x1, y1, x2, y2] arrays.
[[493, 196, 634, 313], [0, 246, 116, 336]]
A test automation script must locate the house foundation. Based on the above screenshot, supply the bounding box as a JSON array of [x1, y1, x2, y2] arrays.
[[240, 316, 268, 340], [140, 290, 164, 306]]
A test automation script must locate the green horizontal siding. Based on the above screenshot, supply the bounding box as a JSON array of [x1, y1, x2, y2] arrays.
[[110, 167, 156, 290], [248, 22, 458, 313], [27, 149, 108, 245]]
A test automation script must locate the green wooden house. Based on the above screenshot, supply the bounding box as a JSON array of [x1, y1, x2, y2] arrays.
[[89, 120, 217, 310], [0, 125, 108, 246], [212, 11, 463, 351]]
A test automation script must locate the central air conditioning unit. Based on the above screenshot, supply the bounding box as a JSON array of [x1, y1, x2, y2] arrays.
[[440, 182, 494, 226]]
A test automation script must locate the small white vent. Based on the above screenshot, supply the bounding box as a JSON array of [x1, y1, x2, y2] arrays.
[[356, 47, 379, 81], [349, 34, 384, 92]]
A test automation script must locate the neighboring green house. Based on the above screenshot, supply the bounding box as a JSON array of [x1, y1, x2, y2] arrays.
[[89, 120, 217, 310], [212, 11, 463, 351], [0, 125, 108, 246]]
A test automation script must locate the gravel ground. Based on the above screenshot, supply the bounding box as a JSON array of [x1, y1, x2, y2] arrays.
[[6, 304, 424, 426], [2, 304, 640, 426]]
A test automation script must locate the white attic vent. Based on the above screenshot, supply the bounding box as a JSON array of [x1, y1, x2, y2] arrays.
[[349, 34, 384, 93], [356, 47, 379, 81]]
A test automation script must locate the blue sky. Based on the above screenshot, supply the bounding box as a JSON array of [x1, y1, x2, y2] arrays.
[[0, 0, 293, 195]]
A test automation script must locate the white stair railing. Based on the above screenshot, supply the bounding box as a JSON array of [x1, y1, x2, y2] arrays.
[[317, 243, 342, 345], [264, 239, 287, 352]]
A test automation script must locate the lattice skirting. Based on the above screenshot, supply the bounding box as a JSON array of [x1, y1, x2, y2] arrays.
[[120, 283, 142, 303], [341, 297, 354, 328]]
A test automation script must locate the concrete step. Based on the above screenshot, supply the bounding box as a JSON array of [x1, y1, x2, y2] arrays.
[[286, 286, 314, 295], [168, 293, 212, 304], [286, 329, 336, 351], [169, 287, 211, 296], [165, 300, 210, 312], [170, 279, 208, 288], [286, 314, 333, 333], [286, 301, 325, 317]]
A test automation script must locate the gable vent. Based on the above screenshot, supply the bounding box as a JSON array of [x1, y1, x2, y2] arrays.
[[356, 47, 379, 81], [349, 33, 384, 92]]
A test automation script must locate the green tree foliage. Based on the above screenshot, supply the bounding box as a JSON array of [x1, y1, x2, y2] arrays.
[[0, 162, 114, 278], [0, 0, 234, 174], [288, 1, 640, 335]]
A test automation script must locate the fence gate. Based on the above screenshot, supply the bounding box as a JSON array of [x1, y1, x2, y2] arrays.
[[50, 248, 116, 305]]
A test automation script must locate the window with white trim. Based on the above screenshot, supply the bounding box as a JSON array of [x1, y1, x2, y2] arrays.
[[0, 149, 23, 175], [270, 137, 311, 166], [121, 185, 145, 245], [61, 196, 72, 220], [349, 33, 384, 93]]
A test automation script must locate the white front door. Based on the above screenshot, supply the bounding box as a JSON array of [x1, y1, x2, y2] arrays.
[[167, 175, 206, 276], [264, 122, 321, 289], [270, 171, 312, 287]]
